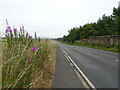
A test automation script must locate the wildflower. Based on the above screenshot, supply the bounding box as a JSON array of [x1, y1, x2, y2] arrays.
[[14, 28, 17, 33], [8, 26, 11, 29], [10, 29, 12, 33], [28, 58, 34, 64], [6, 26, 11, 33], [29, 36, 32, 38], [5, 26, 12, 38], [31, 47, 37, 52], [6, 29, 9, 33]]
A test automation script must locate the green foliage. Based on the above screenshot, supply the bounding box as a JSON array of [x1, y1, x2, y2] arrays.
[[72, 41, 118, 53], [62, 7, 120, 43], [113, 7, 120, 35]]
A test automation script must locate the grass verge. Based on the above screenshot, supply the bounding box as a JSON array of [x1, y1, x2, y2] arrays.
[[62, 41, 119, 53], [2, 24, 56, 88]]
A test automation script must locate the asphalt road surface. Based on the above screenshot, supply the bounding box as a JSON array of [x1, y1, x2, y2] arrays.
[[53, 42, 119, 88]]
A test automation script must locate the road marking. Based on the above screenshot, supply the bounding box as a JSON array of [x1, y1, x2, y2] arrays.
[[64, 53, 70, 62], [74, 70, 89, 88], [62, 48, 73, 66], [115, 59, 120, 62], [61, 47, 97, 90], [70, 63, 73, 67]]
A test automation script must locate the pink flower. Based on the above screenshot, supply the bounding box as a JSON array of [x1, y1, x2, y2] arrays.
[[31, 47, 37, 52], [28, 58, 34, 64]]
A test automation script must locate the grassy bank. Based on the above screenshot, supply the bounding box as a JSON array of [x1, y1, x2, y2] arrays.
[[1, 25, 56, 88], [62, 41, 119, 53], [0, 38, 2, 89]]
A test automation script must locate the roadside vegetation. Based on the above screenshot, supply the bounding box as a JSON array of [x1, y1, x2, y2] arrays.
[[60, 7, 120, 53], [1, 22, 56, 88], [63, 41, 119, 53]]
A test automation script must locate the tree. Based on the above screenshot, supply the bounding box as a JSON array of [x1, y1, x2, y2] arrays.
[[62, 7, 119, 43]]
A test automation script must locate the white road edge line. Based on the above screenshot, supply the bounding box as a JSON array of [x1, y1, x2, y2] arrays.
[[64, 53, 70, 62], [115, 59, 120, 62], [74, 70, 89, 88], [61, 47, 97, 90], [70, 63, 74, 67]]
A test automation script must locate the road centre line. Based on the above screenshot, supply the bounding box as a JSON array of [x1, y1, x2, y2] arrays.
[[61, 47, 97, 90]]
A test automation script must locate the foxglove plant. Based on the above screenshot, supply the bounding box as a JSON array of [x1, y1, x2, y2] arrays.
[[13, 27, 17, 40], [5, 27, 10, 38], [6, 26, 11, 33], [5, 26, 13, 38], [3, 20, 56, 88], [10, 29, 12, 33], [14, 28, 17, 33], [31, 47, 37, 52]]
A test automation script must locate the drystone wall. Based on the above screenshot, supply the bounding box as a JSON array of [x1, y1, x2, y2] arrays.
[[80, 35, 120, 44]]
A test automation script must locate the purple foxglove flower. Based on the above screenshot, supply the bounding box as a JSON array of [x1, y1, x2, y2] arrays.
[[6, 26, 10, 33], [28, 58, 34, 64], [14, 28, 17, 33], [8, 26, 11, 30], [6, 29, 9, 33], [31, 47, 37, 52], [10, 29, 12, 33]]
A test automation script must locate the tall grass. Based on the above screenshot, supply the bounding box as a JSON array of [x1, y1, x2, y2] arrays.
[[0, 36, 2, 89], [1, 23, 56, 88]]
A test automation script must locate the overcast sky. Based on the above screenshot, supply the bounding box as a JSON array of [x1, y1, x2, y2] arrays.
[[0, 0, 119, 38]]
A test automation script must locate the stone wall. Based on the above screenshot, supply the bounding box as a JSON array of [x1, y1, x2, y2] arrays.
[[80, 35, 120, 44]]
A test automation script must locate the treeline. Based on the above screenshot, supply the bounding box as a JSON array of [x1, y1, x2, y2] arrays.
[[62, 7, 120, 43]]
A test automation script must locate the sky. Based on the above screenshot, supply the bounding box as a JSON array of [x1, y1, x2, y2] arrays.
[[0, 0, 119, 38]]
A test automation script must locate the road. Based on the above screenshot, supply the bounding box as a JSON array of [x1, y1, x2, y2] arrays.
[[53, 42, 119, 88]]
